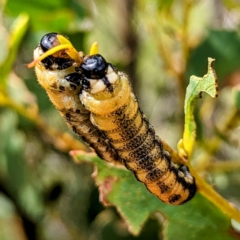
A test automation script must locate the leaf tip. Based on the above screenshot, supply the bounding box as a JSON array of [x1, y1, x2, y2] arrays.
[[208, 58, 218, 98]]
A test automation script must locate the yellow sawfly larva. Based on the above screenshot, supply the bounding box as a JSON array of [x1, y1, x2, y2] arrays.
[[79, 54, 197, 205], [29, 33, 196, 204], [29, 33, 120, 164]]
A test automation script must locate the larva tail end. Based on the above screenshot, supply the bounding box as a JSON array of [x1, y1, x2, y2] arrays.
[[181, 182, 197, 204]]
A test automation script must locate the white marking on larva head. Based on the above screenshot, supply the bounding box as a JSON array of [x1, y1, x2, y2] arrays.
[[33, 45, 42, 60], [107, 66, 119, 84], [89, 65, 119, 94], [90, 79, 106, 94], [90, 79, 98, 87]]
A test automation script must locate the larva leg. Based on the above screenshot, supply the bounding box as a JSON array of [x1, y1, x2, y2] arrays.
[[79, 54, 196, 204], [32, 33, 120, 164]]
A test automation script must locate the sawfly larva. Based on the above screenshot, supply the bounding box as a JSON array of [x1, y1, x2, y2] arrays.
[[29, 33, 120, 164], [29, 33, 196, 204], [79, 54, 197, 205]]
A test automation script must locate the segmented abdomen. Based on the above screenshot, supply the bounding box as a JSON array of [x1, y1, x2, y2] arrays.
[[34, 61, 120, 164], [80, 73, 196, 205]]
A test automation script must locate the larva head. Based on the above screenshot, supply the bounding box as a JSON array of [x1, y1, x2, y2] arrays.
[[81, 54, 119, 94], [81, 54, 108, 79], [28, 33, 82, 69]]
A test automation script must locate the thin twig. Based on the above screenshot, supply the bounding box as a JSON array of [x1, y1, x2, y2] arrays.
[[189, 164, 240, 222], [0, 92, 89, 153], [207, 160, 240, 172]]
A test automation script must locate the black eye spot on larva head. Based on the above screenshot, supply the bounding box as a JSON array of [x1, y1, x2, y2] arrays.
[[40, 33, 59, 52], [81, 54, 108, 79]]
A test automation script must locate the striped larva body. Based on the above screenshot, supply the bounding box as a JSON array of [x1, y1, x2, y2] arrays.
[[79, 54, 196, 204], [33, 33, 120, 164]]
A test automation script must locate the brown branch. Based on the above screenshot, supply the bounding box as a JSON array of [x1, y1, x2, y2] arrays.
[[0, 92, 89, 153]]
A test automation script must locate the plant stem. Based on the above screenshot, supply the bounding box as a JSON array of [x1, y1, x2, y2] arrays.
[[189, 164, 240, 222], [207, 160, 240, 172], [182, 0, 193, 67], [161, 140, 187, 165], [0, 92, 88, 152]]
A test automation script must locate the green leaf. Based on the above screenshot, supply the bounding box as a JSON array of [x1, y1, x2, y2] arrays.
[[72, 151, 236, 239], [182, 58, 218, 157], [5, 0, 87, 32], [156, 0, 174, 11], [0, 13, 29, 88], [188, 30, 240, 82], [0, 109, 44, 220]]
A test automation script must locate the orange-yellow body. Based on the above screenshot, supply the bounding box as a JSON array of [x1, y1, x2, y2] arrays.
[[33, 42, 120, 164], [31, 33, 196, 204], [80, 72, 196, 204]]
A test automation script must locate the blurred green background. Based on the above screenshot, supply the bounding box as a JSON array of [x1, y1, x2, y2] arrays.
[[0, 0, 240, 239]]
